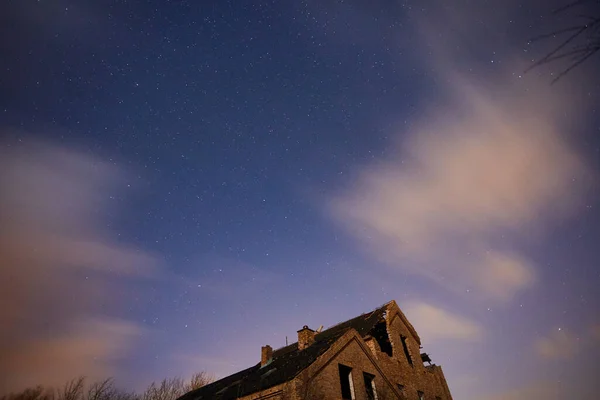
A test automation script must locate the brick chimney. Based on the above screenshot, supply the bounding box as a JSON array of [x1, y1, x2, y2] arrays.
[[297, 325, 315, 350], [261, 345, 273, 366]]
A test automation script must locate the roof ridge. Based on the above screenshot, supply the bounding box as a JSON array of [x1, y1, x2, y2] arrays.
[[271, 301, 391, 352], [317, 301, 390, 333], [178, 300, 396, 400]]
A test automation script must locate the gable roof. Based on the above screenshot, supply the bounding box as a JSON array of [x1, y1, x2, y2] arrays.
[[177, 301, 392, 400]]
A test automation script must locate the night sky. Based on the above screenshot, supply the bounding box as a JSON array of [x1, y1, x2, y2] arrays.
[[1, 0, 600, 399]]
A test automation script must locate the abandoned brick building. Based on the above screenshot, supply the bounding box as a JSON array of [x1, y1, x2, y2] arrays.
[[178, 300, 453, 400]]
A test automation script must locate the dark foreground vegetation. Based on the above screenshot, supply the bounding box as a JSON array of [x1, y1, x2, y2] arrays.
[[1, 373, 214, 400]]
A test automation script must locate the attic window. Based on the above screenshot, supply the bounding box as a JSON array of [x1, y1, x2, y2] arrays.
[[338, 364, 355, 400], [372, 321, 393, 357], [363, 372, 378, 400], [400, 335, 413, 366]]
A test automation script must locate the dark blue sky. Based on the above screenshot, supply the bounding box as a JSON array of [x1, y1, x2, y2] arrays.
[[4, 1, 430, 262], [2, 1, 600, 399]]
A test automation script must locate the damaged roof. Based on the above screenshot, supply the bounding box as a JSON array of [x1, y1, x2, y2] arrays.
[[177, 302, 391, 400]]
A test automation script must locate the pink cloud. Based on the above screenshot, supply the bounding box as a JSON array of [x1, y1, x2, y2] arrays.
[[0, 139, 158, 393]]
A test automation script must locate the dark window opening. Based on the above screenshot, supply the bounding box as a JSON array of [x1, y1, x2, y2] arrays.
[[371, 321, 393, 357], [401, 335, 413, 366], [363, 373, 377, 400], [338, 364, 354, 400], [397, 384, 406, 400], [436, 397, 442, 400], [417, 391, 424, 400]]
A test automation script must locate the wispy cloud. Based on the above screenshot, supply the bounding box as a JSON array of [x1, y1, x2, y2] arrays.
[[329, 18, 589, 305], [404, 302, 483, 342], [534, 329, 581, 359], [591, 325, 600, 342], [3, 318, 142, 392], [330, 81, 587, 302], [535, 324, 600, 360], [480, 380, 565, 400], [0, 138, 159, 392]]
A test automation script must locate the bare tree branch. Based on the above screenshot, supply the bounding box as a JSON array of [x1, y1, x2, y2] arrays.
[[0, 386, 55, 400], [1, 371, 213, 400], [553, 0, 592, 15], [57, 378, 85, 400], [184, 372, 214, 392], [87, 379, 114, 400], [526, 0, 600, 83]]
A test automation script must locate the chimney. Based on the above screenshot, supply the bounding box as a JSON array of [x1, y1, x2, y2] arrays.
[[297, 325, 315, 350], [261, 345, 273, 367]]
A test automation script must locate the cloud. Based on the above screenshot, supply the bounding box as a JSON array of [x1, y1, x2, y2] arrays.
[[404, 302, 483, 342], [0, 139, 158, 393], [329, 36, 589, 304], [591, 325, 600, 342], [535, 324, 600, 360], [534, 329, 581, 359], [2, 318, 142, 392], [480, 380, 565, 400], [472, 251, 536, 303]]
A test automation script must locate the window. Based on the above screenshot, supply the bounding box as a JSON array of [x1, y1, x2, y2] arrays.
[[417, 391, 424, 400], [435, 397, 442, 400], [397, 384, 405, 399], [363, 373, 378, 400], [338, 364, 355, 400], [372, 321, 393, 356], [400, 335, 413, 366]]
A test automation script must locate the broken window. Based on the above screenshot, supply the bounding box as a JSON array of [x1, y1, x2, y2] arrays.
[[371, 321, 393, 357], [396, 384, 406, 400], [363, 372, 377, 400], [400, 335, 413, 366], [338, 364, 355, 400]]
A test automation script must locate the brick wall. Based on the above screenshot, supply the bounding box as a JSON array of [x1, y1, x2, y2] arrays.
[[292, 331, 399, 400], [371, 302, 452, 400], [291, 301, 453, 400], [239, 301, 453, 400]]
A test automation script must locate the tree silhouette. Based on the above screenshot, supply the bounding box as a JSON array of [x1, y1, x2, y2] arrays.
[[526, 0, 600, 83], [0, 373, 214, 400], [185, 372, 214, 392]]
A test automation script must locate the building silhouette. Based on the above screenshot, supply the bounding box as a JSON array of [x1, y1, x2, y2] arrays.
[[178, 300, 453, 400]]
